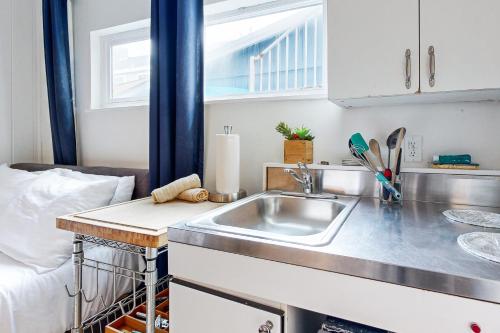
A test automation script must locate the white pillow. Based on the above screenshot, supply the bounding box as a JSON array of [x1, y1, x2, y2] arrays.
[[0, 171, 118, 273], [0, 164, 39, 204], [41, 168, 135, 205]]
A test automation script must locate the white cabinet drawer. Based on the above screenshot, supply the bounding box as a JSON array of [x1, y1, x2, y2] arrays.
[[170, 280, 283, 333]]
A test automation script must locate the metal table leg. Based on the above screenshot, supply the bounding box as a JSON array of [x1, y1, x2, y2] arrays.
[[145, 247, 158, 333], [71, 238, 84, 333]]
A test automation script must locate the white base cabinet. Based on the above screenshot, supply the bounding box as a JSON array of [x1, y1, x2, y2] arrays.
[[170, 280, 283, 333], [169, 242, 500, 333]]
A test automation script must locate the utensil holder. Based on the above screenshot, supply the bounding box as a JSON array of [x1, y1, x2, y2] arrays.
[[379, 176, 403, 205]]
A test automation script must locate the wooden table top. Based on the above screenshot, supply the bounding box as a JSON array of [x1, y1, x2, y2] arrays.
[[56, 198, 224, 248]]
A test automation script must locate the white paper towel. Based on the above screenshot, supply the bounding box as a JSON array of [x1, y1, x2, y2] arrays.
[[215, 133, 240, 194]]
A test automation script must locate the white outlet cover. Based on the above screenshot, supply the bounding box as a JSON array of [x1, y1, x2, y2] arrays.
[[405, 135, 422, 162]]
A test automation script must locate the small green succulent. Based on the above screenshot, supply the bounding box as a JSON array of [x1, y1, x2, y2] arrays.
[[276, 122, 315, 141]]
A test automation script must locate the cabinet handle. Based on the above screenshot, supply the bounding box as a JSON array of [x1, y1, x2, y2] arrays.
[[428, 46, 436, 87], [405, 49, 411, 89], [258, 320, 274, 333]]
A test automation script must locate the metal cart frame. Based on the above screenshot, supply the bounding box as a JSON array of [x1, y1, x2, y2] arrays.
[[67, 234, 168, 333]]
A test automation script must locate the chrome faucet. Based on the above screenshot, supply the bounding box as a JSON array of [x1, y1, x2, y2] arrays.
[[284, 162, 313, 194]]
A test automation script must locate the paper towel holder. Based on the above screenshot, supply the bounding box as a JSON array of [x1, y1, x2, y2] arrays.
[[209, 189, 247, 203]]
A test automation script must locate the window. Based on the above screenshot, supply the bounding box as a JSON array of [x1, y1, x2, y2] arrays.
[[204, 0, 326, 100], [91, 20, 150, 109], [90, 1, 326, 108]]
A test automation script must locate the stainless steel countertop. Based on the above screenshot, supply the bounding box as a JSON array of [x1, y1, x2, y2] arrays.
[[168, 197, 500, 304]]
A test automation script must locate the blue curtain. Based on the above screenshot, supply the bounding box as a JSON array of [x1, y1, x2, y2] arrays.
[[150, 0, 204, 278], [42, 0, 77, 165], [149, 0, 204, 191]]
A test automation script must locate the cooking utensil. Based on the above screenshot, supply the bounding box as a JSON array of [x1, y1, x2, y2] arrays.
[[383, 168, 392, 200], [386, 128, 406, 172], [386, 128, 402, 170], [350, 133, 378, 170], [393, 148, 403, 199], [395, 148, 402, 176], [348, 138, 402, 200], [369, 139, 385, 170], [392, 129, 406, 184]]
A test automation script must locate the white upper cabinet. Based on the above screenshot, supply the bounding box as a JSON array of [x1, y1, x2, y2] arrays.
[[420, 0, 500, 93], [327, 0, 420, 103], [328, 0, 500, 106]]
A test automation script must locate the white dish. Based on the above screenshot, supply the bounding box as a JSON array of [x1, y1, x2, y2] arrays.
[[458, 232, 500, 264], [443, 209, 500, 228]]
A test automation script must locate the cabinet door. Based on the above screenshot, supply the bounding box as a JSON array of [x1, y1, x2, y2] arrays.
[[170, 281, 283, 333], [420, 0, 500, 92], [328, 0, 419, 102]]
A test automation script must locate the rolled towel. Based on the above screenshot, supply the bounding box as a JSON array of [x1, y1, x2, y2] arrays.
[[177, 188, 209, 202], [151, 174, 201, 203]]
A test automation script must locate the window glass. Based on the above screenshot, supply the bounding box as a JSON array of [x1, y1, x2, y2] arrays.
[[111, 39, 151, 101], [205, 4, 324, 99]]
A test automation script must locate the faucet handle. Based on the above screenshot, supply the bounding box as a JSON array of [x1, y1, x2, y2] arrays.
[[297, 162, 312, 180], [298, 162, 310, 173]]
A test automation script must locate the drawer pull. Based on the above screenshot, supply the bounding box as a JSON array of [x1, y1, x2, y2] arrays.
[[428, 45, 436, 87], [258, 320, 274, 333], [405, 49, 411, 89]]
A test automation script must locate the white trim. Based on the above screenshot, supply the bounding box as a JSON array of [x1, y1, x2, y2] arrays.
[[33, 0, 41, 163], [91, 90, 328, 111], [205, 0, 322, 25], [204, 88, 327, 104], [8, 0, 13, 164]]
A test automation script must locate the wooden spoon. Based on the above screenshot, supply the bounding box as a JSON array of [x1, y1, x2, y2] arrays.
[[369, 139, 386, 170]]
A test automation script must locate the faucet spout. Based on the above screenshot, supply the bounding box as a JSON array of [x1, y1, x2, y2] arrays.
[[284, 162, 313, 194]]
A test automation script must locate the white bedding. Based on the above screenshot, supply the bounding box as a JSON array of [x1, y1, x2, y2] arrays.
[[0, 245, 140, 333]]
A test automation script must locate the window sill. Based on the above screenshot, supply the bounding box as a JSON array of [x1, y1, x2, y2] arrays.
[[88, 103, 148, 112], [204, 89, 328, 105], [88, 90, 329, 111]]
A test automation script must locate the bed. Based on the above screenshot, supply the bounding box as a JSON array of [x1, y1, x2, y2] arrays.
[[0, 163, 149, 333]]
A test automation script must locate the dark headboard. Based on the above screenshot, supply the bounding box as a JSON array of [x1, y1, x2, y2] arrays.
[[10, 163, 150, 200]]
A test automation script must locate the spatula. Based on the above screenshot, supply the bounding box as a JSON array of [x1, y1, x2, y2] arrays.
[[351, 133, 378, 170], [386, 128, 406, 174]]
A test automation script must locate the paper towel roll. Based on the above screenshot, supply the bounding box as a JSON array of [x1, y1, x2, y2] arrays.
[[215, 133, 240, 194]]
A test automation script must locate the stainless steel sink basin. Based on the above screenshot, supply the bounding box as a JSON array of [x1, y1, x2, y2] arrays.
[[186, 191, 358, 246]]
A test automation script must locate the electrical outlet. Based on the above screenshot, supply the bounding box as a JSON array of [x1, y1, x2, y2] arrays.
[[405, 135, 422, 162]]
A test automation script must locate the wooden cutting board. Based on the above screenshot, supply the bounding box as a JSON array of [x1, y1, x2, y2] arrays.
[[57, 198, 223, 248]]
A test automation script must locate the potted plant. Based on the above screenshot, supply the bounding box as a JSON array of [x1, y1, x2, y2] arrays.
[[275, 121, 314, 164]]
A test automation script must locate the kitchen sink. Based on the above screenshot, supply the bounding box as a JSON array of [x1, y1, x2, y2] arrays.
[[185, 191, 359, 246]]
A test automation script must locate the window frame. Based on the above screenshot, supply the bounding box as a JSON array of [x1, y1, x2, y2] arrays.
[[204, 0, 328, 103], [91, 20, 150, 110]]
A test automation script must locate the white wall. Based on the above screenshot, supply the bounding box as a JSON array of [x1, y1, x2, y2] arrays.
[[71, 0, 500, 194], [72, 0, 150, 169], [0, 0, 49, 165], [205, 99, 500, 193]]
